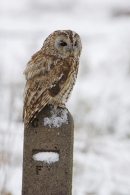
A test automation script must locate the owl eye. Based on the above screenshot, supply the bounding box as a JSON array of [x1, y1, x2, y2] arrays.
[[60, 41, 67, 46], [74, 41, 77, 46]]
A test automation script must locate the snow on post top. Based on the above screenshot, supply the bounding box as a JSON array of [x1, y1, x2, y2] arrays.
[[43, 107, 68, 128]]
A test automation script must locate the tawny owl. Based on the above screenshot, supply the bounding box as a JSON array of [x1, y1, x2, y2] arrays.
[[23, 30, 82, 127]]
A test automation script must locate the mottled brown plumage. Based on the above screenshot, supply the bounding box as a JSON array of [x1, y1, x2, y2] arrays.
[[23, 30, 82, 127]]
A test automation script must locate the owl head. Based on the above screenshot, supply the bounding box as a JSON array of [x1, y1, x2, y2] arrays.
[[42, 30, 82, 59]]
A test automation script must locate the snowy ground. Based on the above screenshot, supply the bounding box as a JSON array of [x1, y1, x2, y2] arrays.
[[0, 0, 130, 195]]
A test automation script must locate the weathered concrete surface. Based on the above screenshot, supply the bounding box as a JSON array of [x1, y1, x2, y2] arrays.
[[22, 105, 74, 195]]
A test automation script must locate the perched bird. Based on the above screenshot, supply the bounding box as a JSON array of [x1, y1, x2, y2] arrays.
[[23, 30, 82, 127]]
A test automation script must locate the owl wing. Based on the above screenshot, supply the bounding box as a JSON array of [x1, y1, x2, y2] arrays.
[[23, 51, 74, 127], [23, 84, 52, 127]]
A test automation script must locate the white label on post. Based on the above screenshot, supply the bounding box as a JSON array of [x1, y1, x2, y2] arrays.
[[32, 151, 59, 164]]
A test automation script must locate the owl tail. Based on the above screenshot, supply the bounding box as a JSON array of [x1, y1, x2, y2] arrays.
[[24, 91, 52, 127]]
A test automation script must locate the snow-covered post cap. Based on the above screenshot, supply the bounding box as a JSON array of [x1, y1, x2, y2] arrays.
[[22, 105, 74, 195]]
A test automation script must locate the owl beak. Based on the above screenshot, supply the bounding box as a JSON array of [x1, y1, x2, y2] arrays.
[[68, 48, 74, 57], [68, 48, 74, 53]]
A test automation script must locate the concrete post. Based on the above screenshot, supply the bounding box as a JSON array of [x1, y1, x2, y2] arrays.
[[22, 105, 74, 195]]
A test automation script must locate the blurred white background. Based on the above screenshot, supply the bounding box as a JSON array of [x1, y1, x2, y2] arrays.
[[0, 0, 130, 195]]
